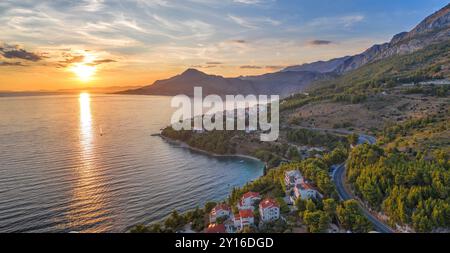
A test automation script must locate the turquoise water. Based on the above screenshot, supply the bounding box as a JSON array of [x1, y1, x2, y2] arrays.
[[0, 94, 264, 233]]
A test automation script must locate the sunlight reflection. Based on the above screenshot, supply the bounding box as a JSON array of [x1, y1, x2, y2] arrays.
[[79, 93, 92, 144], [65, 93, 111, 232]]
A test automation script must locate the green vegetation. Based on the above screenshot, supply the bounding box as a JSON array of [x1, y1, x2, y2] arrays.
[[162, 127, 236, 155], [152, 38, 450, 234], [347, 144, 450, 232], [286, 128, 348, 149], [336, 200, 373, 233], [280, 42, 450, 113], [379, 114, 449, 158], [313, 42, 450, 98], [323, 144, 348, 167], [403, 83, 449, 97]]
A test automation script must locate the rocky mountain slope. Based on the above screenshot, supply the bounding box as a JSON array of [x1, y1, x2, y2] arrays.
[[281, 56, 351, 73], [285, 4, 450, 74], [120, 4, 449, 98], [336, 4, 449, 73]]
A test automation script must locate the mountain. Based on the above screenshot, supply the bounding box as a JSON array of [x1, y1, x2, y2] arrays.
[[336, 4, 449, 73], [241, 71, 336, 96], [120, 4, 450, 98], [281, 56, 351, 73], [120, 69, 256, 97], [119, 68, 332, 97], [285, 3, 450, 74]]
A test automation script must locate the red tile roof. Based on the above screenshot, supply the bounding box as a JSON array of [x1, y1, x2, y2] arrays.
[[212, 203, 230, 213], [300, 182, 315, 190], [206, 224, 226, 233], [259, 198, 279, 209], [239, 209, 254, 219], [242, 191, 260, 199]]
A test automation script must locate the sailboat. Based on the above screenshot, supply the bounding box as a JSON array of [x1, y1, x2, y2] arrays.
[[99, 126, 104, 136]]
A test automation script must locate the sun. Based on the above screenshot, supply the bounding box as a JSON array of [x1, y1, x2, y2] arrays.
[[68, 52, 98, 82], [70, 63, 97, 82]]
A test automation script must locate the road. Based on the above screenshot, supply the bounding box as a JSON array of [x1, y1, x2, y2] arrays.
[[290, 126, 395, 232], [332, 135, 395, 233]]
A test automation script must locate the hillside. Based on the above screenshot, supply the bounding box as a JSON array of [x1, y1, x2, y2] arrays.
[[120, 4, 449, 99], [162, 41, 449, 232], [119, 68, 331, 98], [343, 3, 450, 72], [283, 3, 450, 74]]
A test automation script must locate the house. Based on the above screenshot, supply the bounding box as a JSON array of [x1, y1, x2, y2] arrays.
[[233, 209, 255, 230], [259, 198, 280, 222], [238, 192, 260, 210], [292, 180, 322, 201], [206, 223, 226, 233], [284, 170, 302, 189], [223, 220, 236, 233], [209, 203, 231, 223]]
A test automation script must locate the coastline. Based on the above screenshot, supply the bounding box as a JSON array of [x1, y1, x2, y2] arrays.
[[158, 133, 266, 166]]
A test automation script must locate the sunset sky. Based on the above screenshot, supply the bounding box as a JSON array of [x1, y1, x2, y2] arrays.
[[0, 0, 448, 91]]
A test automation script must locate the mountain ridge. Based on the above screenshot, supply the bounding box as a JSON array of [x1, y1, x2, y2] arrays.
[[119, 4, 450, 97]]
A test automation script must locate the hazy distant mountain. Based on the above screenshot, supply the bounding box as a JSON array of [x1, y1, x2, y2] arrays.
[[120, 4, 449, 98], [281, 56, 351, 73], [241, 71, 335, 96], [120, 69, 256, 97], [119, 68, 331, 97]]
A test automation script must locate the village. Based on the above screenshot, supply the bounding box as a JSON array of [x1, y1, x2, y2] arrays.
[[205, 169, 322, 233]]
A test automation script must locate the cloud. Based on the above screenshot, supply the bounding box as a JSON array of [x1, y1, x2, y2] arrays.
[[59, 55, 85, 65], [240, 65, 262, 69], [228, 14, 280, 29], [233, 0, 261, 4], [56, 52, 116, 67], [90, 59, 117, 65], [233, 0, 276, 5], [229, 15, 258, 29], [230, 39, 247, 44], [308, 40, 333, 45], [307, 15, 365, 29], [191, 65, 216, 69], [205, 61, 222, 65], [265, 65, 285, 70], [0, 44, 42, 62], [0, 61, 26, 67]]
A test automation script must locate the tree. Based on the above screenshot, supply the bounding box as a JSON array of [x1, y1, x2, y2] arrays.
[[287, 146, 301, 161], [336, 200, 373, 233], [304, 211, 330, 233], [130, 224, 150, 233], [295, 198, 307, 212], [303, 211, 322, 233], [164, 210, 186, 232], [306, 199, 317, 212], [204, 202, 217, 213], [148, 223, 164, 233], [323, 198, 337, 220]]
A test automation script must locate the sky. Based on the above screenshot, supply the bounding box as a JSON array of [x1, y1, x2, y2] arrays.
[[0, 0, 448, 91]]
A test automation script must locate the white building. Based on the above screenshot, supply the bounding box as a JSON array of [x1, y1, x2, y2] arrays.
[[259, 198, 280, 222], [233, 209, 255, 230], [292, 181, 322, 201], [238, 192, 261, 210], [284, 170, 302, 189], [209, 203, 231, 223]]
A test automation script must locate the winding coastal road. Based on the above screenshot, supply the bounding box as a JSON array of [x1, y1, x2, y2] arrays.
[[332, 135, 395, 233]]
